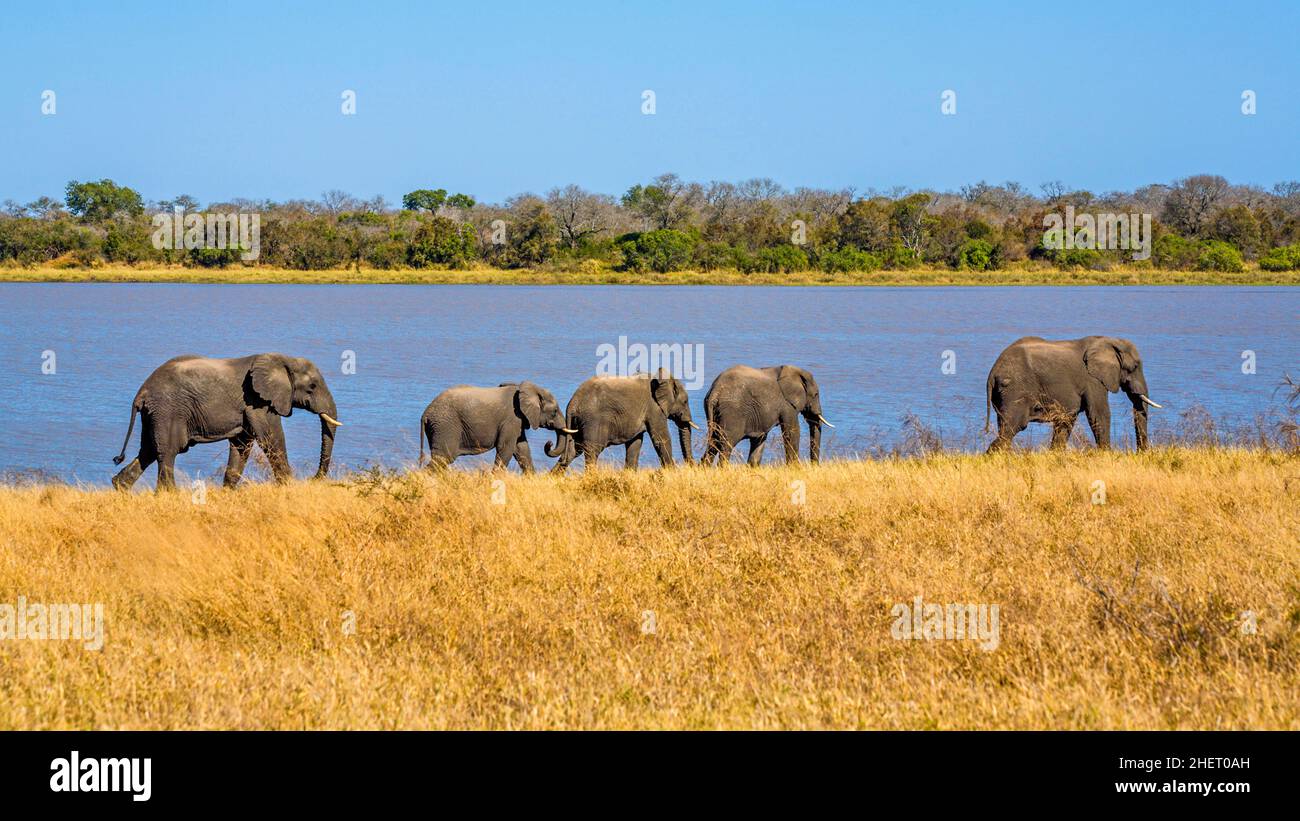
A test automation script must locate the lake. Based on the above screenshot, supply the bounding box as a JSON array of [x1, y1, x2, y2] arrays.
[[0, 283, 1295, 485]]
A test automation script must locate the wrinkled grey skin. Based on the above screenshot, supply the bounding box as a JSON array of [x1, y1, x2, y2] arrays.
[[985, 336, 1158, 452], [112, 353, 340, 491], [701, 364, 830, 465], [548, 372, 696, 472], [420, 382, 569, 472]]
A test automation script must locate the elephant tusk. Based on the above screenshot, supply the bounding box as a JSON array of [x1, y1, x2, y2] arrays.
[[1139, 395, 1162, 409], [687, 421, 701, 431], [559, 427, 579, 434], [320, 413, 343, 427], [817, 415, 836, 428]]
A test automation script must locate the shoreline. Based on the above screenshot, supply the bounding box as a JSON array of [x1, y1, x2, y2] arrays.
[[1, 265, 1296, 287]]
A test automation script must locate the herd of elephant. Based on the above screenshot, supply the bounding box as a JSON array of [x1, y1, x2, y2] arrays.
[[110, 336, 1162, 491]]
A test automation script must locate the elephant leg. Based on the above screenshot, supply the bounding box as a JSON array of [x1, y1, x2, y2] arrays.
[[251, 414, 292, 482], [746, 435, 767, 467], [701, 426, 718, 466], [581, 441, 605, 471], [1049, 419, 1073, 450], [647, 420, 674, 467], [1084, 402, 1111, 449], [156, 449, 178, 491], [112, 438, 156, 491], [779, 412, 801, 463], [513, 436, 535, 474], [223, 433, 254, 488], [492, 432, 515, 471], [714, 427, 737, 464], [987, 402, 1028, 453], [625, 434, 644, 470]]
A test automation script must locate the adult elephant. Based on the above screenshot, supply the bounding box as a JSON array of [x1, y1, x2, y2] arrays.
[[985, 336, 1161, 452], [419, 381, 574, 472], [547, 371, 698, 472], [700, 364, 833, 465], [112, 353, 342, 490]]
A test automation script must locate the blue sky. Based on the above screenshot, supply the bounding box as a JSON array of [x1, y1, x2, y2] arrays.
[[1, 1, 1296, 205]]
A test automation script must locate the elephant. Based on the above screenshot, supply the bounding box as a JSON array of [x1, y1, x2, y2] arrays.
[[985, 336, 1161, 452], [547, 371, 698, 472], [111, 353, 342, 491], [700, 365, 833, 465], [419, 381, 574, 472]]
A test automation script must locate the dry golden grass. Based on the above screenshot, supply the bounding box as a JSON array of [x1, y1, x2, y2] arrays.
[[2, 263, 1297, 286], [0, 449, 1296, 729]]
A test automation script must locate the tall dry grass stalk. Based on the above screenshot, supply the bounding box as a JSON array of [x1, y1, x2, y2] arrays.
[[0, 449, 1295, 729]]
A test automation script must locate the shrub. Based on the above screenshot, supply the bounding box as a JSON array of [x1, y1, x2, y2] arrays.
[[407, 216, 477, 268], [618, 229, 695, 273], [818, 247, 882, 273], [753, 244, 809, 274], [690, 241, 735, 272], [1196, 240, 1244, 273], [955, 238, 998, 270], [1153, 233, 1200, 269], [1048, 247, 1106, 269], [1258, 244, 1300, 271]]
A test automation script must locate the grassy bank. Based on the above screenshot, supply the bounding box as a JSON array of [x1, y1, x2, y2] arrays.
[[2, 264, 1297, 286], [0, 449, 1295, 729]]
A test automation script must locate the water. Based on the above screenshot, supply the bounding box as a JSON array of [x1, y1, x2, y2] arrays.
[[0, 284, 1295, 484]]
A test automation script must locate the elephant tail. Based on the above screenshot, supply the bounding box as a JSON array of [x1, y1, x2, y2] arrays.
[[113, 393, 144, 465], [417, 414, 426, 467], [983, 371, 995, 434]]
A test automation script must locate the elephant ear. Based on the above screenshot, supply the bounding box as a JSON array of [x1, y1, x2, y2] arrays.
[[650, 369, 674, 417], [515, 382, 542, 429], [777, 366, 809, 411], [1113, 338, 1140, 372], [251, 354, 294, 416], [1084, 338, 1122, 393]]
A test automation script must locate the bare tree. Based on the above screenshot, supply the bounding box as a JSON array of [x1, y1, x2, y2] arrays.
[[546, 185, 617, 248], [1161, 175, 1230, 237], [319, 190, 360, 217]]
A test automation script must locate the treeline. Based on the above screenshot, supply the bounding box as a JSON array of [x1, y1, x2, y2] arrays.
[[3, 174, 1300, 273]]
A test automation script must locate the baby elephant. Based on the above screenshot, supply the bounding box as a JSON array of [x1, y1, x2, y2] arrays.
[[420, 382, 573, 472], [702, 365, 832, 465], [548, 371, 698, 473]]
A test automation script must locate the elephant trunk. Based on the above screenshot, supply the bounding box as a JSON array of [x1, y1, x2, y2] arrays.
[[677, 420, 694, 465], [545, 428, 570, 459], [315, 395, 340, 478], [1131, 395, 1150, 452], [807, 416, 822, 463]]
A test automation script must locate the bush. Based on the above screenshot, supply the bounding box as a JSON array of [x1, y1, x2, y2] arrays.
[[407, 216, 477, 268], [0, 217, 99, 266], [753, 244, 809, 274], [1196, 240, 1244, 272], [1048, 247, 1106, 269], [955, 238, 998, 270], [618, 229, 696, 273], [818, 247, 882, 273], [1258, 244, 1300, 271], [1153, 234, 1200, 269], [690, 241, 735, 272]]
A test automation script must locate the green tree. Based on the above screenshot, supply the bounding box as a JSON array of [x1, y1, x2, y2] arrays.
[[64, 179, 144, 222], [402, 189, 448, 213]]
